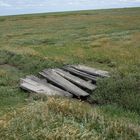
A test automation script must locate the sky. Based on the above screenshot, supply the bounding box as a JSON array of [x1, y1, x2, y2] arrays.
[[0, 0, 140, 16]]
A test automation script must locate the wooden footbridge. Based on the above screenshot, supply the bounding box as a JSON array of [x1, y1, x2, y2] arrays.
[[20, 65, 110, 98]]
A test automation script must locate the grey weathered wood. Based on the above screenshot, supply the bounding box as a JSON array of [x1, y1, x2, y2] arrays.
[[26, 76, 73, 97], [28, 76, 72, 97], [47, 83, 73, 97], [20, 65, 110, 99], [72, 65, 110, 78], [20, 79, 52, 94], [20, 76, 72, 97], [40, 70, 89, 97], [26, 75, 47, 84], [63, 66, 97, 81], [53, 68, 96, 90]]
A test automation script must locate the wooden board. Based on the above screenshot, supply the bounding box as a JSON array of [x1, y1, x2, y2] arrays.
[[72, 65, 110, 78], [26, 75, 48, 84], [28, 76, 72, 97], [63, 66, 97, 82], [20, 65, 110, 99], [26, 76, 73, 97], [53, 68, 96, 90], [20, 76, 72, 97], [40, 70, 89, 97]]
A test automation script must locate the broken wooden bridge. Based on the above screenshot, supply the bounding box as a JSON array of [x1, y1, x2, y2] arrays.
[[20, 65, 110, 99]]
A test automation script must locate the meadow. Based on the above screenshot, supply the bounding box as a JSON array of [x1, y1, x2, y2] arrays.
[[0, 7, 140, 139]]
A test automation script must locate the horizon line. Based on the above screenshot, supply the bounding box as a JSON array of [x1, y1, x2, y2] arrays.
[[0, 6, 140, 17]]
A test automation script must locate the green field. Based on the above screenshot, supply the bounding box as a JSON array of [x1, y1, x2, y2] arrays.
[[0, 8, 140, 139]]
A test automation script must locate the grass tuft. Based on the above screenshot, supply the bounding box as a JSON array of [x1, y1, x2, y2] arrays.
[[0, 97, 139, 140]]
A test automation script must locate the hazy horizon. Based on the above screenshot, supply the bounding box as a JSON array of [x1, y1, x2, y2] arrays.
[[0, 0, 140, 16]]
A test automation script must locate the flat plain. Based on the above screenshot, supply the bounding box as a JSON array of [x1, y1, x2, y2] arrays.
[[0, 7, 140, 139]]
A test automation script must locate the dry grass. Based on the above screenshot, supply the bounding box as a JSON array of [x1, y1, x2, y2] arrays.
[[0, 97, 140, 140]]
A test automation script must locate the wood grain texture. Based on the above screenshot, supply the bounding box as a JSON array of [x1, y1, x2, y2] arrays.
[[54, 68, 96, 90], [40, 69, 89, 97], [72, 65, 110, 78], [20, 76, 72, 97], [63, 66, 97, 82]]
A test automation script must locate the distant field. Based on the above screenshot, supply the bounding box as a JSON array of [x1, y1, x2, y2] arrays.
[[0, 8, 140, 139]]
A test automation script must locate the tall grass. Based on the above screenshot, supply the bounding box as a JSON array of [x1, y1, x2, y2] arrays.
[[93, 73, 140, 114], [0, 97, 140, 140]]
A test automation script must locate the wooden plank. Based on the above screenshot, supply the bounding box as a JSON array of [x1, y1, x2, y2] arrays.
[[26, 75, 47, 84], [20, 82, 48, 94], [72, 65, 110, 78], [26, 76, 72, 97], [63, 66, 97, 82], [53, 68, 96, 90], [47, 84, 71, 97], [40, 70, 89, 97], [20, 77, 72, 97], [20, 78, 72, 97]]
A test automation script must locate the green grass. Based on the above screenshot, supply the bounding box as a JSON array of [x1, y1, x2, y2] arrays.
[[0, 97, 140, 140], [0, 7, 140, 139]]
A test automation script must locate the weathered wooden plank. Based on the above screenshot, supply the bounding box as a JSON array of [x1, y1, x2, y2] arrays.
[[26, 75, 47, 84], [40, 70, 89, 97], [48, 84, 73, 97], [26, 76, 72, 97], [63, 66, 97, 82], [20, 79, 72, 97], [72, 65, 110, 78], [20, 77, 72, 97], [20, 82, 48, 94], [53, 68, 96, 90]]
